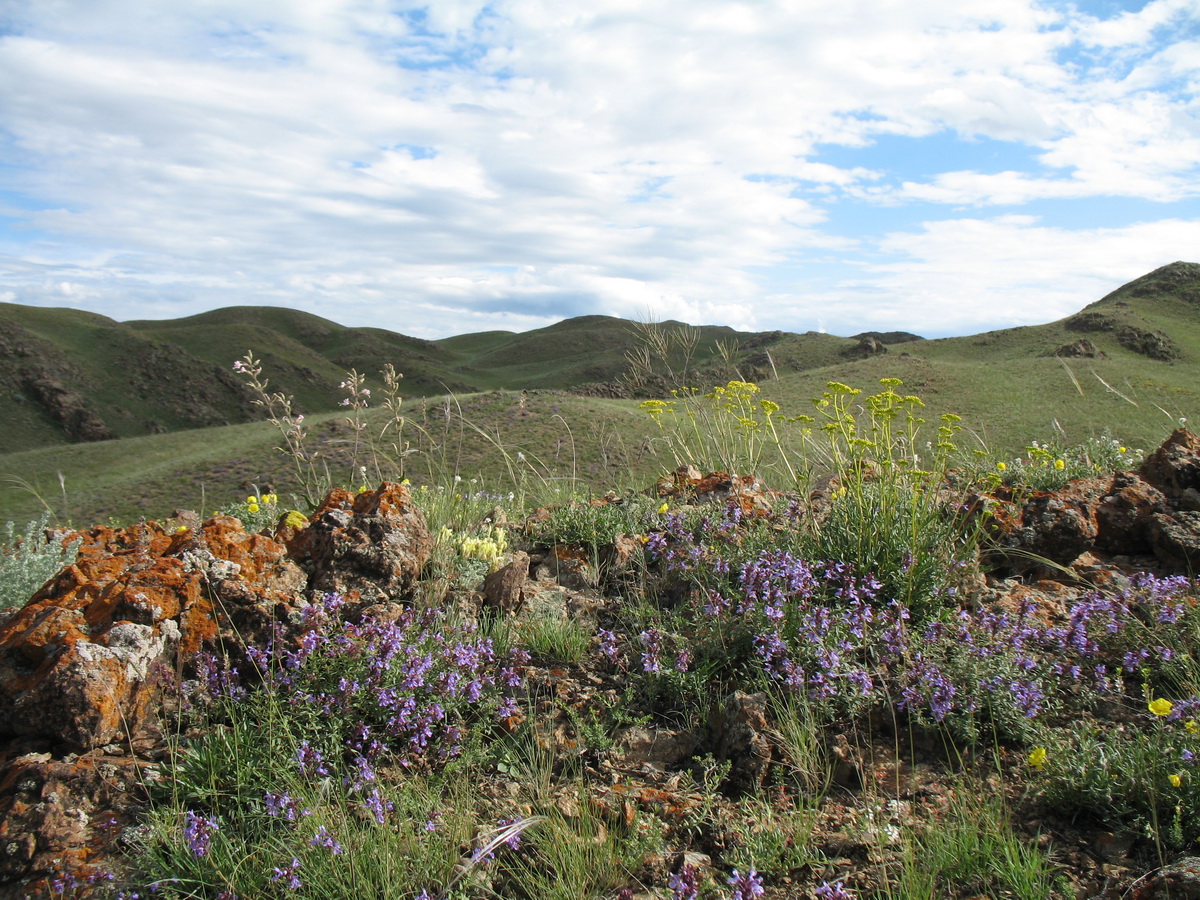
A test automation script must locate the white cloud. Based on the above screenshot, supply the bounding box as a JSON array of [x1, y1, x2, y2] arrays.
[[769, 216, 1200, 338], [0, 0, 1196, 339]]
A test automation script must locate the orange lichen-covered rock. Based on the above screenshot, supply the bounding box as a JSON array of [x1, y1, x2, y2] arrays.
[[0, 749, 147, 888], [0, 516, 305, 752], [0, 514, 309, 890], [286, 482, 432, 606]]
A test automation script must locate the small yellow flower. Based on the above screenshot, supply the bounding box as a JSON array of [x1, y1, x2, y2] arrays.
[[996, 461, 1007, 472], [175, 525, 188, 533], [1027, 746, 1047, 769], [246, 495, 258, 504], [1119, 447, 1128, 454], [657, 502, 669, 514], [1149, 697, 1174, 717], [246, 502, 260, 514], [1054, 459, 1066, 470], [1186, 719, 1198, 734], [1170, 773, 1183, 788]]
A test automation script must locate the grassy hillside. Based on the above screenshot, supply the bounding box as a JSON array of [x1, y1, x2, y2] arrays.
[[2, 263, 1199, 525], [0, 303, 256, 451]]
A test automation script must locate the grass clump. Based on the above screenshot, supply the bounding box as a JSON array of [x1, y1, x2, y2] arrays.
[[876, 788, 1068, 900]]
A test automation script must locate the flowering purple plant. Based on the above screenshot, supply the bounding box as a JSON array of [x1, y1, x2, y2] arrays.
[[727, 867, 765, 899], [669, 863, 701, 900], [182, 811, 219, 858]]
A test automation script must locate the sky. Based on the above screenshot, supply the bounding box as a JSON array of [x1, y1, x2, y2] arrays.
[[0, 0, 1198, 340]]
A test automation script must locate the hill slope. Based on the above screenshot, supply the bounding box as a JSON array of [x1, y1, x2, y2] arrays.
[[0, 304, 857, 453], [2, 263, 1200, 525]]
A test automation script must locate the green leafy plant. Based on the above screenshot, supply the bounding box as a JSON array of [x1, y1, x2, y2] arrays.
[[0, 513, 80, 611], [997, 435, 1143, 493], [639, 379, 790, 481], [1031, 696, 1200, 852]]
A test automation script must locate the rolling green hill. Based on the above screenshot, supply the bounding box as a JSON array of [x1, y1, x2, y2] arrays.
[[2, 262, 1199, 525]]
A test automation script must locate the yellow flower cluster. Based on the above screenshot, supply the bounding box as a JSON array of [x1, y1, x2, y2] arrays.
[[245, 493, 278, 514], [456, 526, 510, 572]]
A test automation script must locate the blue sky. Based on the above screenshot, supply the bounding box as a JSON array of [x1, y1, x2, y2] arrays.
[[0, 0, 1197, 340]]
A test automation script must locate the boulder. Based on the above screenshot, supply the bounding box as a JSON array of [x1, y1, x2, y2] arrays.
[[1095, 471, 1168, 554], [0, 517, 305, 751], [483, 551, 529, 614], [984, 477, 1108, 573], [1140, 429, 1200, 495], [285, 482, 432, 606], [708, 690, 774, 794], [0, 514, 307, 890]]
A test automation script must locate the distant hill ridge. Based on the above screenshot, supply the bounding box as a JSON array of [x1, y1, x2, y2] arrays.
[[0, 261, 1197, 454]]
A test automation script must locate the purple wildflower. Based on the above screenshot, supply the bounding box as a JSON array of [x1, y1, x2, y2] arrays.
[[271, 857, 303, 890], [310, 825, 344, 855], [640, 628, 663, 673], [815, 880, 855, 899], [669, 863, 701, 900], [182, 810, 219, 857], [727, 868, 765, 899], [598, 629, 621, 665]]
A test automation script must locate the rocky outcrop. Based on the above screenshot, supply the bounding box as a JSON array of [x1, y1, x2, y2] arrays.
[[285, 482, 432, 607], [20, 369, 113, 442], [0, 481, 431, 892], [1052, 339, 1104, 358], [986, 430, 1200, 574], [841, 337, 887, 359], [0, 517, 306, 752], [708, 690, 774, 794], [1065, 312, 1115, 333], [653, 465, 774, 515], [1118, 326, 1177, 361]]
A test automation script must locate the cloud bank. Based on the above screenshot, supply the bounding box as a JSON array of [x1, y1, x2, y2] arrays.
[[0, 0, 1197, 338]]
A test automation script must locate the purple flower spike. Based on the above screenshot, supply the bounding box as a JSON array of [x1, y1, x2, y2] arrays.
[[669, 863, 701, 900], [182, 810, 219, 858], [727, 868, 765, 899]]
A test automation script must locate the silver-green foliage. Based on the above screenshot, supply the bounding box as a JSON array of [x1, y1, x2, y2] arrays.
[[0, 514, 80, 611]]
